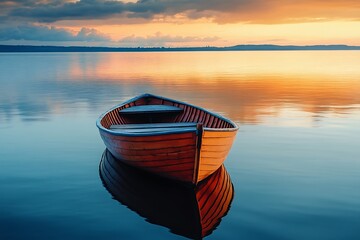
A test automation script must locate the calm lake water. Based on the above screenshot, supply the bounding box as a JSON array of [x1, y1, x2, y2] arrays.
[[0, 51, 360, 239]]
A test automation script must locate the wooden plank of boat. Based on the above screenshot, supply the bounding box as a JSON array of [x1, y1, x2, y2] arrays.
[[111, 127, 196, 134], [110, 122, 197, 129], [119, 105, 183, 115], [110, 122, 197, 134]]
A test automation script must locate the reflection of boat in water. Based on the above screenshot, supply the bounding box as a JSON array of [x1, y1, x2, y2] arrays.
[[96, 93, 238, 184], [99, 149, 234, 239]]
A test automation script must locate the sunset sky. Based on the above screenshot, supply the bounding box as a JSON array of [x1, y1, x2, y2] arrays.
[[1, 0, 360, 47]]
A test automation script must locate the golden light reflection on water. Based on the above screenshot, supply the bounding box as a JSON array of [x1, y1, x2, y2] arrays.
[[65, 51, 360, 124], [67, 51, 360, 79]]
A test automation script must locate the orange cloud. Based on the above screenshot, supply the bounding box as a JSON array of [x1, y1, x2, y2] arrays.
[[4, 0, 360, 24], [209, 0, 360, 24]]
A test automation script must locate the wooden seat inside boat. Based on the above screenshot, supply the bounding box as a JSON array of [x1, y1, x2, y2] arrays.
[[118, 105, 184, 124], [110, 122, 197, 133], [119, 105, 183, 115]]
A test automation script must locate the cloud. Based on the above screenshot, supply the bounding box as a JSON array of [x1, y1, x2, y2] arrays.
[[0, 24, 110, 41], [76, 27, 110, 41], [118, 32, 220, 47], [5, 0, 257, 22], [3, 0, 360, 24], [8, 0, 129, 22], [0, 24, 219, 46]]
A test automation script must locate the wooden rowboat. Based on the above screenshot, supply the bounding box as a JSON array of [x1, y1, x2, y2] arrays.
[[96, 93, 238, 184], [99, 149, 234, 239]]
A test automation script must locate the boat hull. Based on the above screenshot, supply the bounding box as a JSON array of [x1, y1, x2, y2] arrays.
[[99, 130, 198, 183], [198, 129, 237, 182]]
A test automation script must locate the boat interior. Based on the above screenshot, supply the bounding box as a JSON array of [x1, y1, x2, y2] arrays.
[[99, 94, 237, 134]]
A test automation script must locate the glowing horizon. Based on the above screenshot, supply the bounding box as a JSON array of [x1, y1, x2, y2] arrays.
[[1, 0, 360, 47]]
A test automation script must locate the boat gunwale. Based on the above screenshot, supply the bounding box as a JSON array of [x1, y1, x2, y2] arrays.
[[100, 127, 198, 137], [96, 93, 239, 137]]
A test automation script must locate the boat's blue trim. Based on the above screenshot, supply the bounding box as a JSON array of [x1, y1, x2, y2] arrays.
[[96, 93, 239, 137], [98, 127, 198, 137]]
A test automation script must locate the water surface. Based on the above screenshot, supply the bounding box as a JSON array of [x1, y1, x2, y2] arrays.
[[1, 51, 360, 239]]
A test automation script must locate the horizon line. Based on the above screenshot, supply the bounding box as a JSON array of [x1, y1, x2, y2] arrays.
[[1, 44, 360, 52]]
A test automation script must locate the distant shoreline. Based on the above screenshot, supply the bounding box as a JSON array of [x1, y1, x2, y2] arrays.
[[1, 44, 360, 52]]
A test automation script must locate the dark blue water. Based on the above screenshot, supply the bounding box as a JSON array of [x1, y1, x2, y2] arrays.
[[1, 52, 360, 239]]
